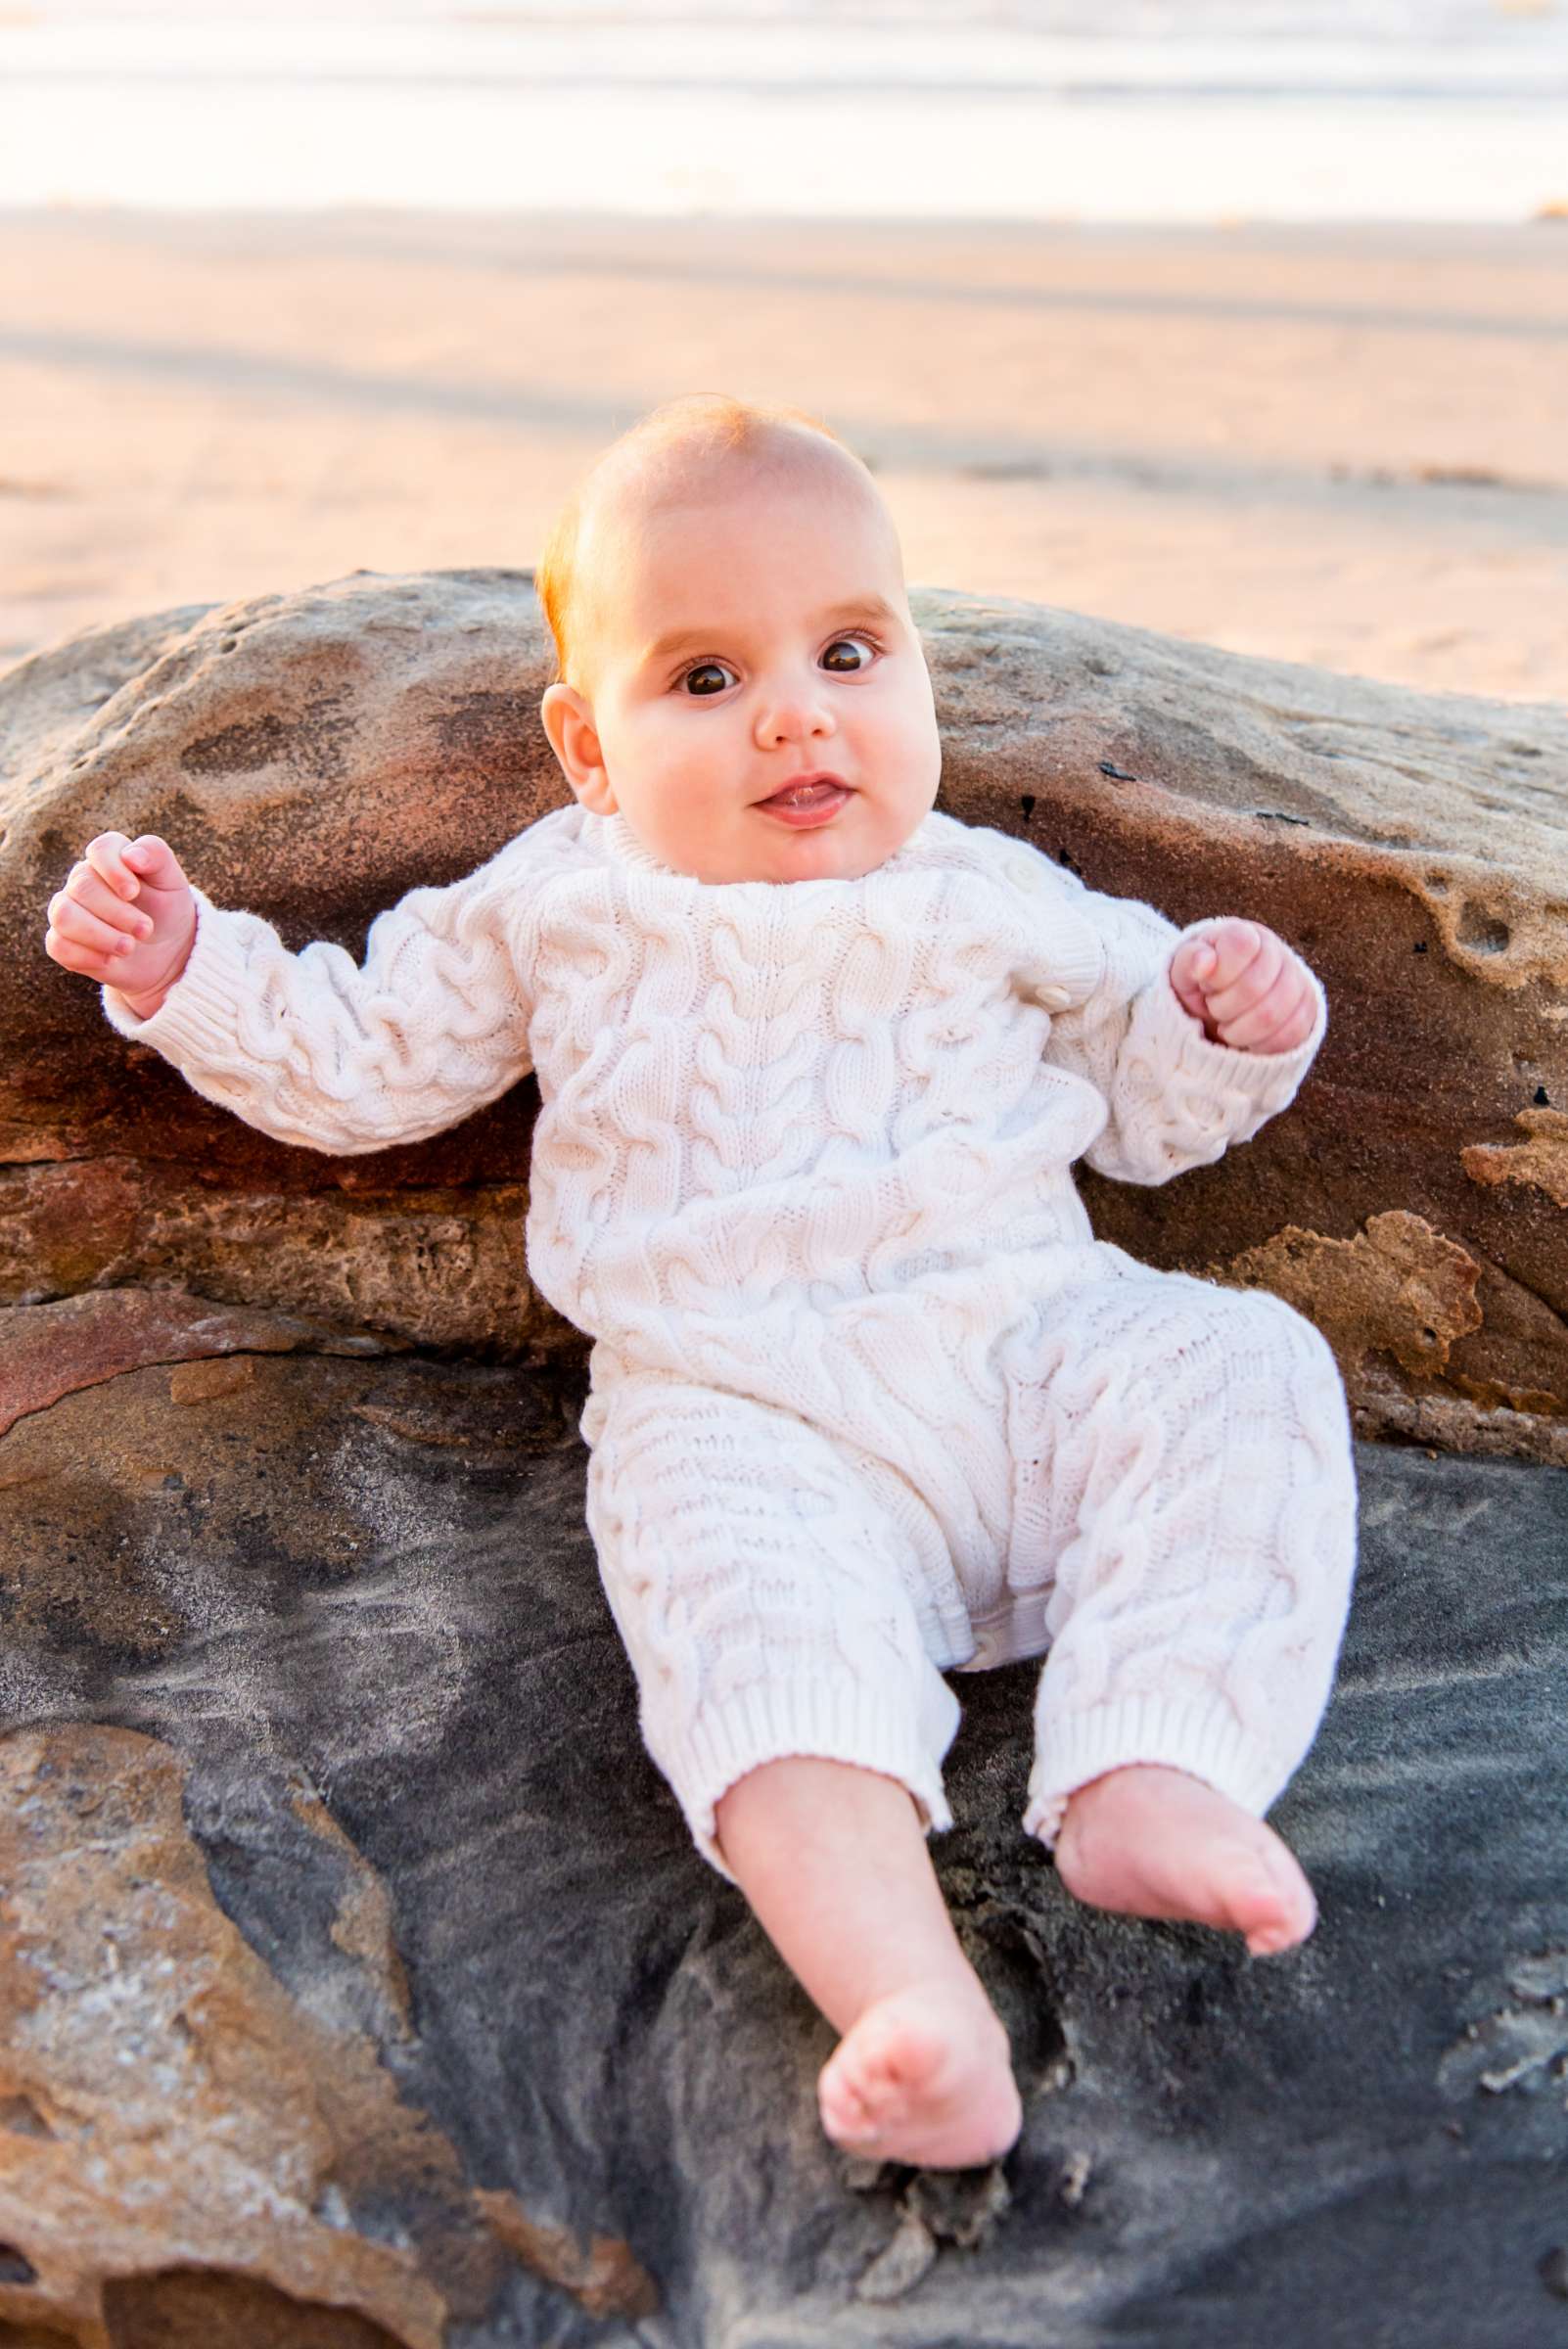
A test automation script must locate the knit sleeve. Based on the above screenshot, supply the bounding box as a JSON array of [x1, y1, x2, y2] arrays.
[[99, 817, 572, 1157], [1041, 876, 1328, 1186]]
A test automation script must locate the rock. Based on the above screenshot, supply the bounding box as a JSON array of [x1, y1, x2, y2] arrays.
[[1, 568, 1563, 1456], [0, 1343, 1564, 2344], [0, 1285, 400, 1442], [2, 569, 1567, 2336]]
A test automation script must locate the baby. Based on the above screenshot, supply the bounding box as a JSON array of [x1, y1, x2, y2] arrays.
[[46, 393, 1358, 2173]]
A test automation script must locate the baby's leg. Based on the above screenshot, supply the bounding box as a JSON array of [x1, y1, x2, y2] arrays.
[[1012, 1270, 1358, 1953], [585, 1372, 1020, 2165], [715, 1757, 1021, 2168]]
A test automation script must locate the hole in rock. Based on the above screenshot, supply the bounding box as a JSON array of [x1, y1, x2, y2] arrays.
[[0, 2241, 38, 2283], [1455, 905, 1510, 956], [0, 2094, 52, 2139]]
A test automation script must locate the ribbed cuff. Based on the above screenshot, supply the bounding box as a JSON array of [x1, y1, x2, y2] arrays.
[[1024, 1690, 1287, 1849], [668, 1674, 960, 1886], [101, 887, 255, 1063]]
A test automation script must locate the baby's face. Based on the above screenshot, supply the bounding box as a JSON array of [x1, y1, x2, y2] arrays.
[[541, 465, 943, 884]]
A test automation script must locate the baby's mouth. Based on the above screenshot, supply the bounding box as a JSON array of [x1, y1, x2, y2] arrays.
[[759, 775, 850, 808]]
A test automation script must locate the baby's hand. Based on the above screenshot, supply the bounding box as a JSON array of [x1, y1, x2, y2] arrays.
[[45, 833, 198, 1018], [1168, 919, 1315, 1054]]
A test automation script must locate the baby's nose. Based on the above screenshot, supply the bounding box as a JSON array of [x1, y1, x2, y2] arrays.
[[755, 683, 835, 745]]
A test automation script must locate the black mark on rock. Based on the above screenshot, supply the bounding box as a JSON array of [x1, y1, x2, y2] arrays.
[[1098, 761, 1137, 783]]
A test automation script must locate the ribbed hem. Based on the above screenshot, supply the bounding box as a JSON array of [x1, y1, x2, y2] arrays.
[[1144, 920, 1327, 1103], [101, 887, 254, 1062], [1024, 1691, 1286, 1849], [669, 1675, 960, 1887]]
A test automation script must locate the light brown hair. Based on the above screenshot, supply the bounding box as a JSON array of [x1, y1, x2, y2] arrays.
[[534, 394, 870, 695]]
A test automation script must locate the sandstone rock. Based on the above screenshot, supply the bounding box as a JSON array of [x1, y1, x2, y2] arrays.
[[0, 1343, 1563, 2344], [0, 1286, 399, 1443], [2, 568, 1563, 1455]]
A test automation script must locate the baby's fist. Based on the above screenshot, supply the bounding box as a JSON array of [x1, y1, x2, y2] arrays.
[[1169, 919, 1315, 1054], [45, 832, 197, 1016]]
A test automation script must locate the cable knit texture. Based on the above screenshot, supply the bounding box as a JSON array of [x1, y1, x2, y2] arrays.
[[104, 803, 1358, 1877]]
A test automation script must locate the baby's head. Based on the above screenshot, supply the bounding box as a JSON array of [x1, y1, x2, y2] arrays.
[[536, 395, 942, 885]]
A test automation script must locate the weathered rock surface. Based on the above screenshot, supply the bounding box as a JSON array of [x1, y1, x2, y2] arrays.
[[0, 1344, 1564, 2345], [1, 569, 1564, 1456]]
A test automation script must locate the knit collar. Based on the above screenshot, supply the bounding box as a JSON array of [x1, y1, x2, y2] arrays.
[[596, 808, 934, 885]]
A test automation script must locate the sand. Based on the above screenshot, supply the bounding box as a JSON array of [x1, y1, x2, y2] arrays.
[[1, 207, 1565, 704]]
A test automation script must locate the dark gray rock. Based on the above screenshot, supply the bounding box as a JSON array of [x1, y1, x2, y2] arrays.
[[0, 1342, 1563, 2344]]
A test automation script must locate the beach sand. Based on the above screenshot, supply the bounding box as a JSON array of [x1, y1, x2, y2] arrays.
[[1, 207, 1565, 703]]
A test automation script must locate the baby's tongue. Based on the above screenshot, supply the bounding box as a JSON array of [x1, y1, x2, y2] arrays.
[[766, 781, 838, 806]]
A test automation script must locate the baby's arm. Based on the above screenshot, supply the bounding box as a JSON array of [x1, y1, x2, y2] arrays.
[[1033, 865, 1326, 1186], [47, 824, 551, 1156]]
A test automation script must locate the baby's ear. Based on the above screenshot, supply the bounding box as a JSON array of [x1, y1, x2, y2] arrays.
[[539, 683, 615, 812]]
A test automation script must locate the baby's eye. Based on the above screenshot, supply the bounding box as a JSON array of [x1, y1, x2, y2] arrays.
[[821, 634, 877, 672], [681, 661, 735, 697]]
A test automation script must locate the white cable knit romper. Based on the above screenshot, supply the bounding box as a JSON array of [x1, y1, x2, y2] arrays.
[[103, 800, 1358, 1883]]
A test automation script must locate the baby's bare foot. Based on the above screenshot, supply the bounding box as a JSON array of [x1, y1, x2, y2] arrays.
[[816, 1980, 1023, 2170], [1054, 1764, 1316, 1956]]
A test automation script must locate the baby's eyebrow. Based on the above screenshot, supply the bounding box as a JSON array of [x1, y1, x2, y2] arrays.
[[637, 595, 901, 670]]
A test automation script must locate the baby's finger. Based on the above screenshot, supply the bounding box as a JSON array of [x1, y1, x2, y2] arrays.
[[1167, 936, 1214, 1020], [123, 835, 184, 890], [83, 832, 141, 900], [1244, 1003, 1315, 1056], [1218, 958, 1306, 1050], [64, 862, 154, 937], [46, 893, 141, 968], [1204, 925, 1282, 1021]]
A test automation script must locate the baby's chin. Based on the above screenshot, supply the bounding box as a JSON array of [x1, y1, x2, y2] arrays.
[[610, 784, 929, 883], [680, 800, 922, 886]]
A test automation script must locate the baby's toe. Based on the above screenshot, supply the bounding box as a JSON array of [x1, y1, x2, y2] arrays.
[[820, 2061, 890, 2151], [820, 2020, 912, 2135], [1235, 1851, 1316, 1955]]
